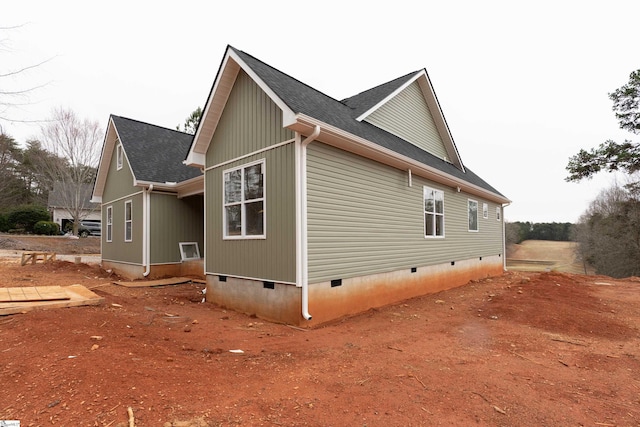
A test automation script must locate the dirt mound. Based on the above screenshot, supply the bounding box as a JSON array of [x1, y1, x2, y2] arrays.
[[0, 234, 100, 254], [1, 260, 639, 426]]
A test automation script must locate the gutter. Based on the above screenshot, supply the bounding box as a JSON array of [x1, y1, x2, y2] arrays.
[[143, 184, 154, 277], [290, 114, 511, 205], [298, 125, 321, 321]]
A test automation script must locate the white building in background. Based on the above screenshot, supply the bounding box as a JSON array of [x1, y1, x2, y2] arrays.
[[47, 182, 101, 231]]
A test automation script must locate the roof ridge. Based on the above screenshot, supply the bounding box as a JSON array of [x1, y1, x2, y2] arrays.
[[111, 114, 192, 136], [341, 70, 421, 103], [231, 47, 347, 107]]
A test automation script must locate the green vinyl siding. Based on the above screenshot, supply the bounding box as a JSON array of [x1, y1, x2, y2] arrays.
[[101, 193, 143, 264], [307, 142, 503, 283], [364, 81, 449, 160], [101, 141, 144, 264], [205, 145, 296, 282], [206, 70, 294, 167], [102, 142, 137, 202], [150, 194, 204, 264], [203, 69, 297, 282]]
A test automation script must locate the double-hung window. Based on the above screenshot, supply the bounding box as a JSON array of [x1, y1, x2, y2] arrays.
[[116, 144, 123, 170], [468, 199, 479, 232], [482, 203, 489, 219], [223, 160, 265, 238], [124, 200, 132, 242], [106, 206, 113, 242], [424, 187, 444, 237]]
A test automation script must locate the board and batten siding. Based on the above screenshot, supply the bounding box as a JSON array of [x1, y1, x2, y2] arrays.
[[150, 194, 204, 264], [102, 192, 143, 264], [205, 146, 296, 283], [307, 142, 503, 284], [204, 68, 296, 282], [101, 140, 144, 264], [364, 81, 449, 161], [205, 69, 294, 168], [102, 142, 137, 203]]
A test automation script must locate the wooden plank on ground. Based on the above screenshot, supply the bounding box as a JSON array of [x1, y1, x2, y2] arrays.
[[21, 287, 43, 301], [0, 285, 104, 316], [36, 286, 69, 301], [0, 286, 69, 302], [113, 277, 193, 288]]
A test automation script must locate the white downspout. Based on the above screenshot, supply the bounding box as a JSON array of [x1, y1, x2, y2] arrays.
[[299, 125, 321, 320], [501, 202, 510, 271], [143, 184, 154, 277]]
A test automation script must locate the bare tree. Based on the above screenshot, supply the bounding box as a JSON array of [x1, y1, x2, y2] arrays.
[[576, 181, 640, 278], [0, 25, 53, 124], [39, 107, 102, 235]]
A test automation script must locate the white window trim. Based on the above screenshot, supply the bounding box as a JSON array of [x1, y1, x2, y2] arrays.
[[124, 200, 132, 242], [179, 242, 201, 261], [222, 159, 266, 240], [116, 144, 123, 171], [106, 205, 113, 242], [468, 199, 479, 232], [423, 186, 445, 238], [482, 202, 489, 219], [496, 206, 501, 221]]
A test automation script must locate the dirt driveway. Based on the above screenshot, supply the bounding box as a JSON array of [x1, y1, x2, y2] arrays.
[[0, 237, 639, 426]]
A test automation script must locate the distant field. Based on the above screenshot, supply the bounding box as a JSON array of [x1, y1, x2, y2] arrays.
[[507, 240, 592, 274]]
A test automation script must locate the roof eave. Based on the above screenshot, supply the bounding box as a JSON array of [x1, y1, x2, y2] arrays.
[[290, 114, 510, 205], [91, 116, 119, 202], [417, 70, 466, 172], [355, 70, 466, 173], [134, 174, 204, 197], [186, 46, 296, 168]]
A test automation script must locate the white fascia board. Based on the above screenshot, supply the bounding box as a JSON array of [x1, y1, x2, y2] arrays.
[[228, 49, 294, 120], [355, 72, 421, 122], [184, 151, 206, 168], [177, 175, 204, 198], [133, 179, 177, 191], [186, 49, 296, 166], [356, 70, 465, 173], [292, 115, 510, 204], [416, 71, 465, 172], [187, 52, 240, 167], [92, 117, 118, 201], [133, 174, 204, 196]]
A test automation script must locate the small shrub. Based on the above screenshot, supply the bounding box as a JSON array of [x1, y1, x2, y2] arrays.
[[33, 221, 61, 236], [0, 212, 8, 232], [7, 205, 50, 233]]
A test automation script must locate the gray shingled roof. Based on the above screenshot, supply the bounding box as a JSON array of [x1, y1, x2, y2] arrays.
[[229, 47, 505, 198], [341, 72, 419, 117], [111, 115, 201, 184]]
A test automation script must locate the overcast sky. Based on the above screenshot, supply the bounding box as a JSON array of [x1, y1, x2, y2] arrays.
[[3, 1, 638, 223]]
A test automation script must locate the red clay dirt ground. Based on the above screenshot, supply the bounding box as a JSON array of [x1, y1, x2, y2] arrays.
[[1, 236, 639, 426]]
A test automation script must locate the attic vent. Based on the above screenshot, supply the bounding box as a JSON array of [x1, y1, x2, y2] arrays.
[[263, 281, 275, 289]]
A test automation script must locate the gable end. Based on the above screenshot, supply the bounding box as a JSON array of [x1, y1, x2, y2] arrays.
[[364, 80, 449, 161]]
